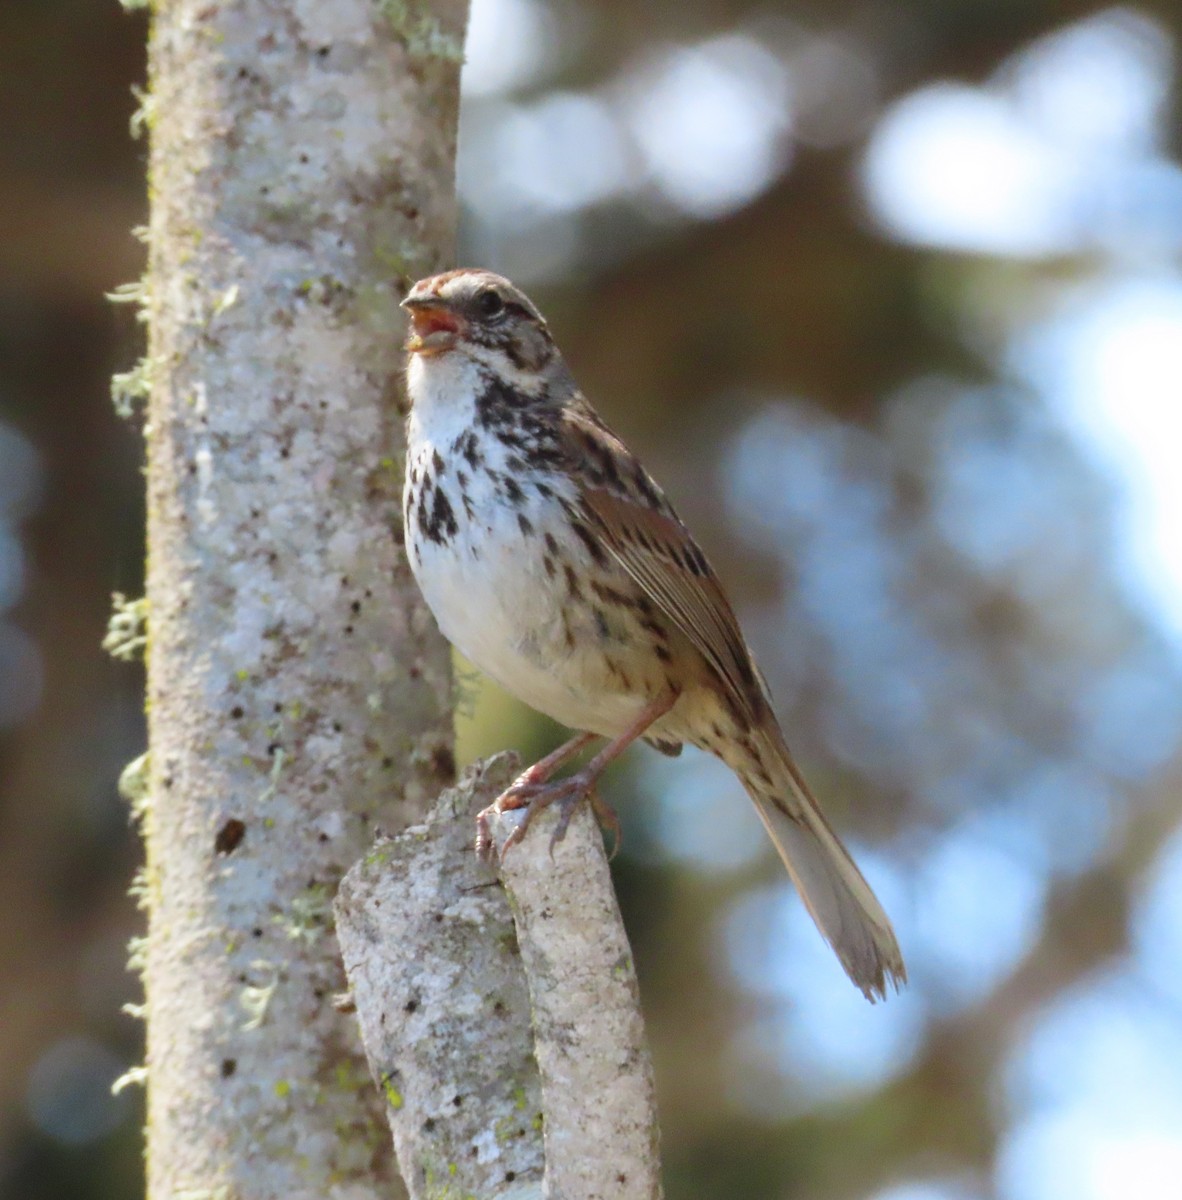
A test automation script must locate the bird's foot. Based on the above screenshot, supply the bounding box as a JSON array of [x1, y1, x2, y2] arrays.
[[475, 769, 621, 862]]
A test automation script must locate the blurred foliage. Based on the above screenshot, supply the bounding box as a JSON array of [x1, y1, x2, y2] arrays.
[[3, 2, 1182, 1199]]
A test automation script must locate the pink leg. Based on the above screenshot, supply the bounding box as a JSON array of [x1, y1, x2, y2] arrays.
[[474, 732, 597, 860], [512, 731, 599, 789], [476, 692, 678, 861]]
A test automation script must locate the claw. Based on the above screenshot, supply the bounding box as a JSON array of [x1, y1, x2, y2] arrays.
[[589, 788, 623, 861], [548, 785, 620, 858], [476, 770, 622, 863], [472, 700, 674, 864], [549, 794, 580, 854], [475, 807, 496, 862]]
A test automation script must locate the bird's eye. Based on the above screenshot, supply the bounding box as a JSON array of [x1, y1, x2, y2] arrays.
[[476, 290, 505, 318]]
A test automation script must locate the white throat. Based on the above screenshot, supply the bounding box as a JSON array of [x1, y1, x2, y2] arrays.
[[405, 350, 485, 447]]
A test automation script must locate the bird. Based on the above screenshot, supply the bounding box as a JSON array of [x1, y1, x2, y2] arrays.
[[400, 267, 905, 1001]]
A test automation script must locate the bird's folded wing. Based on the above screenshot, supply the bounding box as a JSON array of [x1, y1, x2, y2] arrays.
[[580, 485, 770, 724]]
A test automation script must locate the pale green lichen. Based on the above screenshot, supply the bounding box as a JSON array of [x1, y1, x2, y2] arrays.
[[111, 355, 155, 418], [274, 883, 332, 945], [104, 593, 148, 661], [494, 1109, 525, 1144], [106, 276, 150, 322], [211, 282, 239, 316], [118, 751, 151, 818], [126, 934, 149, 975], [382, 1077, 403, 1109], [258, 746, 286, 806], [376, 0, 465, 62], [240, 961, 280, 1030], [111, 1064, 149, 1095], [127, 864, 153, 911], [297, 275, 342, 299], [421, 1158, 481, 1200], [363, 841, 395, 868], [129, 85, 156, 139]]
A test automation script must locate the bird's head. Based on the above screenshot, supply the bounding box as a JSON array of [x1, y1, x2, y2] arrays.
[[401, 269, 555, 377]]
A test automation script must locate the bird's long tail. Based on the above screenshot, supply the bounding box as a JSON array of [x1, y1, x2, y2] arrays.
[[739, 729, 906, 1001]]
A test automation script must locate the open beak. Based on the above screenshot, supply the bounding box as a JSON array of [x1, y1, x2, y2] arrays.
[[402, 294, 463, 355]]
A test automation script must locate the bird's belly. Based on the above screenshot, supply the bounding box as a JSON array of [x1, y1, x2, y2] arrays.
[[408, 474, 654, 737]]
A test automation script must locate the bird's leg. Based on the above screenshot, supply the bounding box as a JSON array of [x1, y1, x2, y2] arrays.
[[511, 731, 599, 789], [475, 732, 598, 859], [478, 692, 677, 860]]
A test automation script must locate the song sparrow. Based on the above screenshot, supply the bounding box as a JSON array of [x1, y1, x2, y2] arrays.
[[401, 269, 905, 1000]]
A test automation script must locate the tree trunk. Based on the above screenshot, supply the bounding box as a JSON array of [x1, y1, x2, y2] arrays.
[[139, 2, 467, 1196]]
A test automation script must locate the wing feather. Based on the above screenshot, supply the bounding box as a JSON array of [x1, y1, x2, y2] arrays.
[[558, 405, 768, 720]]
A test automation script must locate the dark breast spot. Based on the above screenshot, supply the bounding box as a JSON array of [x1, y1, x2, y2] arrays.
[[415, 476, 432, 535], [461, 432, 483, 468], [562, 563, 582, 599], [420, 485, 458, 545], [475, 378, 522, 431]]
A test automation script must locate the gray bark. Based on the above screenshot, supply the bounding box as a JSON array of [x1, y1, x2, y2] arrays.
[[492, 798, 664, 1200], [140, 2, 468, 1197], [336, 757, 664, 1200], [335, 754, 546, 1200]]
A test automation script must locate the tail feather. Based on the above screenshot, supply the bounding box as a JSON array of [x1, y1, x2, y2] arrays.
[[743, 733, 906, 1002]]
